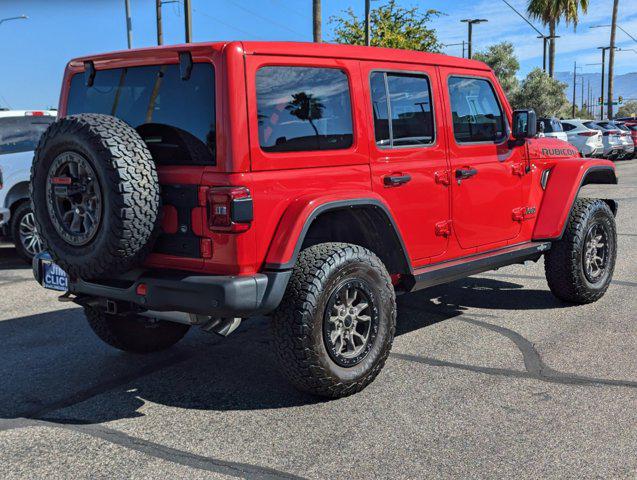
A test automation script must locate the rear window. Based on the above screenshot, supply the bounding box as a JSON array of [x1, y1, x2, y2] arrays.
[[584, 121, 601, 130], [256, 66, 353, 153], [67, 63, 215, 165], [0, 116, 55, 155]]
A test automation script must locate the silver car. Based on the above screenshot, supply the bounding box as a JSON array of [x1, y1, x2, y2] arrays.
[[561, 119, 604, 157], [585, 121, 624, 159]]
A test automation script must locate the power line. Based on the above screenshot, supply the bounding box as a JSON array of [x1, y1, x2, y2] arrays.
[[501, 0, 544, 36], [269, 0, 306, 19], [225, 0, 305, 37], [193, 8, 261, 39]]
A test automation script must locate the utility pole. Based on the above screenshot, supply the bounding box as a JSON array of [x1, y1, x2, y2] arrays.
[[572, 61, 577, 118], [156, 0, 163, 45], [313, 0, 321, 43], [581, 75, 585, 113], [461, 19, 488, 59], [598, 47, 609, 120], [364, 0, 371, 46], [124, 0, 133, 49], [184, 0, 192, 43], [608, 0, 619, 119]]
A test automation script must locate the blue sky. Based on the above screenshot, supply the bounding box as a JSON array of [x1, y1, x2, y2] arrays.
[[1, 0, 636, 109]]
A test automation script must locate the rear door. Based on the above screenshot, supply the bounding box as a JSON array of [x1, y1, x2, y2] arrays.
[[440, 69, 524, 250], [361, 62, 450, 265]]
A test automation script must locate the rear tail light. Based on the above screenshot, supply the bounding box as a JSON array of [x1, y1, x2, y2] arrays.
[[25, 111, 45, 116], [578, 131, 597, 137], [207, 186, 253, 232]]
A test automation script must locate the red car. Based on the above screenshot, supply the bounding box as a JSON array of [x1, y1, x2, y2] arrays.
[[31, 42, 618, 397]]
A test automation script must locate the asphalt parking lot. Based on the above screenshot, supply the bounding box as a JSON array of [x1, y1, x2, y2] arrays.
[[1, 161, 635, 479]]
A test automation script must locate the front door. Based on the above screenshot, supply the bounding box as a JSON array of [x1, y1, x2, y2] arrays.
[[362, 62, 451, 265], [440, 70, 525, 250]]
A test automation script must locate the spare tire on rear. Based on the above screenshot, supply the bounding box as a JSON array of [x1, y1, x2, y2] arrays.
[[30, 113, 160, 279]]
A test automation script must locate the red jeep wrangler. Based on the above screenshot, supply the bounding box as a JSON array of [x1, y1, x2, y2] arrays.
[[31, 42, 618, 398]]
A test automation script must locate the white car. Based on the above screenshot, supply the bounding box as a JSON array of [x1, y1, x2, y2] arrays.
[[602, 121, 635, 159], [561, 119, 604, 157], [0, 109, 56, 261], [537, 117, 568, 142], [584, 121, 624, 159]]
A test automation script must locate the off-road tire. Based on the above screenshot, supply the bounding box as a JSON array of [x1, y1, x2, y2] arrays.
[[30, 113, 160, 279], [10, 201, 41, 263], [272, 243, 396, 398], [545, 198, 617, 304], [85, 306, 190, 354]]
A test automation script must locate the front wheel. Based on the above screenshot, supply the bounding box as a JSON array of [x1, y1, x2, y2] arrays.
[[545, 198, 617, 304], [272, 243, 396, 398], [10, 202, 44, 263]]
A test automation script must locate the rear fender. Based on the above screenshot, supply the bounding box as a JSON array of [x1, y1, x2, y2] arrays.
[[264, 191, 411, 271], [533, 159, 617, 240]]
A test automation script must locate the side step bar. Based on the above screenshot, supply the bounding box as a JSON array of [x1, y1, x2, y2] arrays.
[[403, 242, 551, 292]]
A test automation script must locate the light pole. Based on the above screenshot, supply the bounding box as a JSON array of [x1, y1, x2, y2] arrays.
[[0, 15, 28, 27], [461, 19, 488, 59], [586, 62, 602, 119], [124, 0, 132, 48], [364, 0, 371, 46], [313, 0, 321, 43]]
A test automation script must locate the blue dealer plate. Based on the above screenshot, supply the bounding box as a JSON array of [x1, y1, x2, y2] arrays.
[[41, 260, 68, 292]]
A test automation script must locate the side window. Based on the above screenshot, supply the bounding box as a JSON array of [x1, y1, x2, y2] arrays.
[[256, 66, 353, 153], [370, 71, 434, 148], [562, 122, 576, 132], [448, 77, 507, 143]]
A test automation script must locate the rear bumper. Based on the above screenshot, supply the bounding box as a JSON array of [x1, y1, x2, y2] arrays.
[[33, 254, 291, 318], [0, 207, 10, 228]]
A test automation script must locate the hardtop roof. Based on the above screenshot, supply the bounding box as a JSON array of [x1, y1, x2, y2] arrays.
[[68, 41, 491, 72]]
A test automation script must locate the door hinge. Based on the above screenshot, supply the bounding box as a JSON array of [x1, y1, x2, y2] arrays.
[[434, 170, 450, 186], [511, 163, 526, 176], [512, 206, 537, 221], [435, 220, 452, 237]]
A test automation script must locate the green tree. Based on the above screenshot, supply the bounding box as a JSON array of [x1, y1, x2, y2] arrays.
[[527, 0, 589, 78], [285, 92, 325, 137], [473, 42, 520, 99], [511, 68, 568, 117], [330, 0, 442, 52], [617, 100, 637, 119]]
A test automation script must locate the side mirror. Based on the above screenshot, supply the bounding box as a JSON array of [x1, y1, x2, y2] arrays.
[[512, 109, 537, 139]]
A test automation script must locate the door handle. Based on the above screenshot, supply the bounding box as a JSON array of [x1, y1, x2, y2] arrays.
[[455, 168, 478, 184], [383, 173, 412, 187]]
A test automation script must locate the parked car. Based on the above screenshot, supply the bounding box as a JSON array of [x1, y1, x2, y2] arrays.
[[537, 117, 568, 142], [621, 121, 637, 151], [585, 121, 624, 159], [31, 42, 617, 398], [561, 119, 604, 157], [598, 121, 634, 159], [0, 110, 57, 261]]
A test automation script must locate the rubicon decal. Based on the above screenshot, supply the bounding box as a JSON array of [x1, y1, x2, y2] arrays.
[[541, 147, 578, 157]]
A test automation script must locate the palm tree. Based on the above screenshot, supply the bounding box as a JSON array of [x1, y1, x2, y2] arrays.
[[527, 0, 589, 78], [285, 92, 325, 138]]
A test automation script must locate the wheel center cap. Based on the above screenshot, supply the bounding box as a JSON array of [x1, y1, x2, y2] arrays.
[[344, 317, 353, 329]]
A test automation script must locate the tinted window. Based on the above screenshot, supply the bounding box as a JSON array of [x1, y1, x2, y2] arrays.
[[584, 121, 599, 130], [256, 66, 353, 153], [448, 77, 506, 143], [562, 122, 576, 132], [370, 72, 434, 147], [0, 116, 55, 155], [67, 63, 215, 165]]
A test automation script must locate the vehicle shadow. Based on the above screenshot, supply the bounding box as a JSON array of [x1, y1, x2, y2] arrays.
[[0, 277, 597, 427], [0, 243, 28, 272]]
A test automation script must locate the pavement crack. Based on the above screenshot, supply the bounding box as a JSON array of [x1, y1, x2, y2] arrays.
[[0, 417, 305, 479], [392, 317, 637, 390]]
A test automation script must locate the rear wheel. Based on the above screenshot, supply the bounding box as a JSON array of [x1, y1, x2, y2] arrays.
[[85, 306, 190, 354], [10, 202, 43, 263], [545, 198, 616, 304], [272, 243, 396, 398]]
